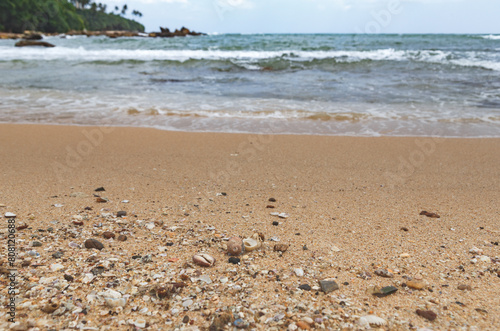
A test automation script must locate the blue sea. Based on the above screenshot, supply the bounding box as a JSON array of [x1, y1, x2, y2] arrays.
[[1, 33, 499, 136]]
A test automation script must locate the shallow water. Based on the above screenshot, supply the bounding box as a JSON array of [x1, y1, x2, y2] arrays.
[[0, 33, 499, 136]]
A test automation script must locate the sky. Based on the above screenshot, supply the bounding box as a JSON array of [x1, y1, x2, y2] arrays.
[[102, 0, 500, 34]]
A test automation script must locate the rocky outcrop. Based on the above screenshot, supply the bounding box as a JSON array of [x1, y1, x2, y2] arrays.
[[15, 40, 55, 47], [149, 26, 205, 38], [65, 30, 141, 38]]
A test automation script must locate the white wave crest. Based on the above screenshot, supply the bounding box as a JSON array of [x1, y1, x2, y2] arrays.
[[481, 35, 500, 40], [0, 46, 498, 71]]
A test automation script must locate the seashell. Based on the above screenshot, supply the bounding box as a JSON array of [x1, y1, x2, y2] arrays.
[[358, 315, 387, 327], [227, 237, 243, 256], [193, 253, 216, 267], [41, 302, 59, 314], [104, 297, 127, 308], [243, 238, 260, 252]]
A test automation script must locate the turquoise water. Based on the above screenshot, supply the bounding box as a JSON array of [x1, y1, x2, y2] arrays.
[[0, 33, 499, 136]]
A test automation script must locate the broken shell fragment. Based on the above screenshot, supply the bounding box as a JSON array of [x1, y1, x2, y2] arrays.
[[274, 244, 289, 253], [193, 253, 216, 267], [243, 237, 260, 252], [358, 315, 387, 327], [227, 237, 243, 256]]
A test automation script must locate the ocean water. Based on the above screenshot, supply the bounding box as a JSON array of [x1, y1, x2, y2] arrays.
[[0, 33, 499, 137]]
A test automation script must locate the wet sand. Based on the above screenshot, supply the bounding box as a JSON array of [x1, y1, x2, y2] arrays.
[[1, 123, 499, 330]]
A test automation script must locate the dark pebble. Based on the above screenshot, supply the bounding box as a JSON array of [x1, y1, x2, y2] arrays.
[[298, 284, 311, 291], [228, 257, 240, 264], [302, 245, 308, 250], [416, 309, 437, 321], [132, 255, 142, 259], [272, 221, 279, 226], [94, 187, 105, 192], [117, 211, 127, 217], [102, 231, 115, 239], [64, 274, 74, 282], [318, 279, 339, 293], [166, 242, 174, 246], [268, 198, 276, 202], [52, 252, 63, 259], [91, 266, 105, 275], [400, 227, 409, 231], [84, 239, 104, 250], [32, 241, 42, 247], [182, 315, 190, 323], [117, 234, 127, 241]]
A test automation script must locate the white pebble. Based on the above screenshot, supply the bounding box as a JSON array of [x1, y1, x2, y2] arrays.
[[294, 268, 304, 277]]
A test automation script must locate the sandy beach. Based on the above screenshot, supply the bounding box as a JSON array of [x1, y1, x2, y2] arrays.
[[1, 123, 499, 330]]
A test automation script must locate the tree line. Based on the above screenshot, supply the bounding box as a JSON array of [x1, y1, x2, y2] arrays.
[[0, 0, 144, 33]]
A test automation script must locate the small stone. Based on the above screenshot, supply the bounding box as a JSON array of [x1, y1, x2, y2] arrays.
[[268, 198, 276, 202], [298, 284, 311, 291], [416, 309, 437, 321], [420, 210, 440, 218], [234, 318, 249, 329], [370, 285, 398, 297], [469, 247, 483, 254], [302, 317, 314, 325], [32, 241, 42, 247], [374, 268, 394, 278], [41, 302, 59, 314], [117, 234, 127, 241], [52, 251, 63, 259], [318, 279, 339, 293], [96, 197, 108, 203], [296, 321, 311, 330], [458, 284, 472, 291], [182, 315, 190, 323], [4, 212, 16, 218], [116, 211, 127, 217], [407, 280, 425, 290], [182, 299, 193, 307], [84, 238, 104, 250], [400, 253, 410, 258], [102, 231, 115, 239], [272, 221, 279, 226], [294, 268, 304, 277], [50, 263, 64, 272], [64, 274, 74, 282], [228, 257, 240, 264], [400, 227, 409, 231], [94, 187, 105, 192]]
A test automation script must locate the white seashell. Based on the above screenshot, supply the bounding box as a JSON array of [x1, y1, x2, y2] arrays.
[[133, 319, 146, 328], [358, 315, 387, 326], [294, 268, 304, 277], [193, 253, 216, 267], [243, 238, 260, 252], [105, 297, 127, 308], [5, 212, 16, 218]]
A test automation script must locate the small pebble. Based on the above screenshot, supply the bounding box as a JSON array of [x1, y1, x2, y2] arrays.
[[228, 257, 240, 264], [318, 279, 339, 293], [84, 238, 104, 250], [416, 309, 437, 321], [298, 284, 311, 291]]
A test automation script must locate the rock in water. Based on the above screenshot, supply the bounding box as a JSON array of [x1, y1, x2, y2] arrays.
[[15, 40, 55, 47], [84, 238, 104, 250]]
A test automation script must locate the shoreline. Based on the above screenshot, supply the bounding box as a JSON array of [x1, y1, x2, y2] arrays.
[[1, 123, 499, 330], [2, 121, 500, 139]]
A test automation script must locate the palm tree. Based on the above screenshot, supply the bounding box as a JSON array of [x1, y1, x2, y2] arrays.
[[132, 10, 142, 18], [121, 4, 128, 15]]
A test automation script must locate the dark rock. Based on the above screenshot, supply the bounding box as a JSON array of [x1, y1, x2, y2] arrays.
[[23, 33, 43, 40], [268, 198, 276, 202], [272, 221, 279, 226], [64, 274, 74, 282], [183, 315, 190, 323], [420, 210, 440, 218], [94, 187, 105, 192], [102, 231, 115, 239], [84, 238, 104, 250], [116, 210, 127, 217], [298, 284, 311, 291], [373, 286, 398, 297], [32, 241, 42, 247], [400, 227, 409, 231], [15, 40, 55, 47], [416, 309, 437, 321], [318, 279, 339, 293], [228, 257, 240, 264], [52, 252, 63, 259], [266, 205, 275, 208], [117, 234, 127, 241], [95, 197, 108, 203], [91, 266, 105, 275]]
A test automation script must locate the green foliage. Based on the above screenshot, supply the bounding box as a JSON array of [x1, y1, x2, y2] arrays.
[[77, 9, 144, 32], [0, 0, 144, 33]]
